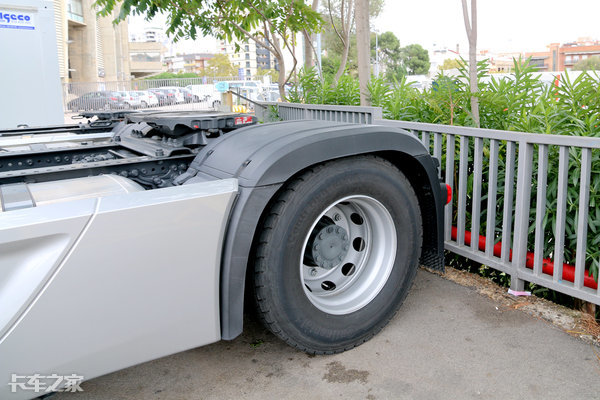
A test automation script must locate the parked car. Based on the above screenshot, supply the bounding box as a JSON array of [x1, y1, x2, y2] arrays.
[[118, 91, 143, 109], [180, 87, 198, 103], [66, 91, 123, 111], [132, 90, 159, 108], [150, 88, 177, 106], [158, 86, 185, 103], [148, 89, 170, 106]]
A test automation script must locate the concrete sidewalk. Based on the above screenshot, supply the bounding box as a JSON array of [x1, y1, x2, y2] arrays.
[[55, 270, 600, 400]]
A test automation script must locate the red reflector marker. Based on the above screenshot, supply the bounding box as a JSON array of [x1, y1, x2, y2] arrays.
[[445, 184, 452, 205]]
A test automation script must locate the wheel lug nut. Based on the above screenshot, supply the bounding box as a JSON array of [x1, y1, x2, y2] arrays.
[[336, 227, 341, 234], [310, 268, 317, 276], [327, 227, 333, 233], [343, 234, 348, 240], [343, 245, 349, 251], [314, 244, 319, 250], [334, 214, 341, 221], [319, 233, 324, 239], [338, 256, 343, 261]]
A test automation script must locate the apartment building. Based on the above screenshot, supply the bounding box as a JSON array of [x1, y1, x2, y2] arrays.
[[525, 38, 600, 72], [164, 53, 214, 74], [54, 0, 130, 83], [219, 39, 278, 80]]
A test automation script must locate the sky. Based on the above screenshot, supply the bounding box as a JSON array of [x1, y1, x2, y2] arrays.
[[129, 0, 600, 55], [373, 0, 600, 53]]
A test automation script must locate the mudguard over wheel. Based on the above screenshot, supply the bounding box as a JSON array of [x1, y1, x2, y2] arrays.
[[253, 156, 423, 354]]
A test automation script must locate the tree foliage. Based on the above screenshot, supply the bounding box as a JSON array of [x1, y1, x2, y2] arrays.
[[255, 67, 280, 82], [573, 56, 600, 71], [204, 53, 237, 77], [400, 44, 430, 75], [439, 58, 463, 71], [370, 31, 408, 80], [147, 72, 200, 79], [320, 0, 384, 83], [95, 0, 323, 99]]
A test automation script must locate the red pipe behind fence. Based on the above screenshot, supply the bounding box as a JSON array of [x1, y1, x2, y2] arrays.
[[450, 226, 598, 290]]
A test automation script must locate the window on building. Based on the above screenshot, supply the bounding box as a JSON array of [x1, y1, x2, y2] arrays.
[[245, 53, 250, 59], [565, 55, 572, 63], [246, 61, 250, 67], [67, 0, 84, 23], [245, 45, 249, 51], [130, 52, 161, 63], [246, 69, 251, 76]]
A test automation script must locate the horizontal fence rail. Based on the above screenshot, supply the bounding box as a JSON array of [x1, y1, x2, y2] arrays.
[[255, 101, 383, 124], [271, 102, 600, 306]]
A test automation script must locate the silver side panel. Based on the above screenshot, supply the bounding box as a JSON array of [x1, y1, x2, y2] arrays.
[[0, 179, 237, 400]]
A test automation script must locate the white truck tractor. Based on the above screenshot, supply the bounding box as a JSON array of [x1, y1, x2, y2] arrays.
[[0, 110, 447, 399]]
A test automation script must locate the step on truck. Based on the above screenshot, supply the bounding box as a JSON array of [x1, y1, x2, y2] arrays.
[[0, 110, 447, 399]]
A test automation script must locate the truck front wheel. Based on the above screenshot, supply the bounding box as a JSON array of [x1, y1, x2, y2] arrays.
[[253, 156, 423, 354]]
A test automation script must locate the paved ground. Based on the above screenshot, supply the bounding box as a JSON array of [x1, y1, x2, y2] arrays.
[[55, 270, 600, 400]]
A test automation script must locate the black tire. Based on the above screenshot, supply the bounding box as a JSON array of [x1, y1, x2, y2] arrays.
[[253, 156, 423, 354]]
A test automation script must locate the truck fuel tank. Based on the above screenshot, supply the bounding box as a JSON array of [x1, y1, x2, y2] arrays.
[[0, 175, 144, 212]]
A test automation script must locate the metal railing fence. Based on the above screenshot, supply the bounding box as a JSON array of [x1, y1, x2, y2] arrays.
[[260, 101, 600, 306]]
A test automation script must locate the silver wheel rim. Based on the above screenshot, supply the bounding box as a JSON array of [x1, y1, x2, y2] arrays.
[[300, 195, 397, 315]]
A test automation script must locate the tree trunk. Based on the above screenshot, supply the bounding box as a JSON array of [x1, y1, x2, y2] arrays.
[[355, 0, 370, 106], [271, 35, 287, 101], [303, 0, 319, 70], [276, 55, 287, 100], [333, 39, 350, 83], [331, 0, 353, 85], [461, 0, 479, 127], [304, 31, 313, 70]]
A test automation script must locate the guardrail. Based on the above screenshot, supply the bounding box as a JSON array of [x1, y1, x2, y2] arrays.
[[268, 101, 600, 306]]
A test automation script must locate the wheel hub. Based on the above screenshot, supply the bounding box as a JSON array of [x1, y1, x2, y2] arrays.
[[311, 225, 349, 269]]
